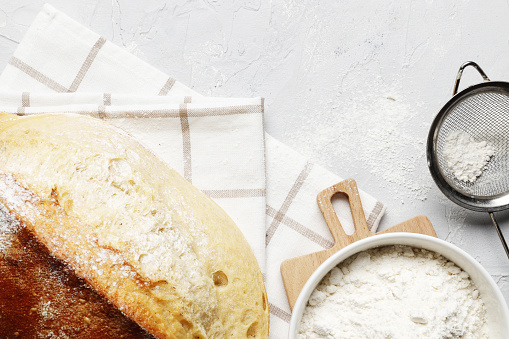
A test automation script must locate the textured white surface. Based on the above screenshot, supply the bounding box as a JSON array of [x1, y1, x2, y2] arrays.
[[0, 0, 508, 315]]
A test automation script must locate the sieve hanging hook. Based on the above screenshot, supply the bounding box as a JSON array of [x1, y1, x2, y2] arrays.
[[453, 61, 490, 96]]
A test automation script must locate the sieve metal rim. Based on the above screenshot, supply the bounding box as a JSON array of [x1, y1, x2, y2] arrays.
[[427, 77, 509, 213]]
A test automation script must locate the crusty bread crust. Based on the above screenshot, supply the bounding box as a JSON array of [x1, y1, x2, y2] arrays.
[[0, 203, 155, 338], [0, 113, 269, 338]]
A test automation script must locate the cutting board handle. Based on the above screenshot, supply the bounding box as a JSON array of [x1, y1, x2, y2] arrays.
[[280, 178, 436, 311], [317, 178, 371, 248]]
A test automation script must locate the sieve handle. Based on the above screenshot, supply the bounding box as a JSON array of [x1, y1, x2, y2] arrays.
[[453, 61, 490, 96], [489, 212, 509, 259]]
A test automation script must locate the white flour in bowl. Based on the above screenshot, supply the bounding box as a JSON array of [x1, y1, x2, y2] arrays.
[[443, 131, 494, 183], [298, 245, 488, 338]]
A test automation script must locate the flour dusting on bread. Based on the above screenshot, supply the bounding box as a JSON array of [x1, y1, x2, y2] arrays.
[[0, 113, 269, 338]]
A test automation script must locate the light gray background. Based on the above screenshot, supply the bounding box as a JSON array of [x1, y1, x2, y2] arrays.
[[0, 0, 508, 303]]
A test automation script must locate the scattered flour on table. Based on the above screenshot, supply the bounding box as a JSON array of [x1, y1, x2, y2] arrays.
[[443, 131, 494, 183], [298, 245, 488, 339], [284, 94, 432, 204]]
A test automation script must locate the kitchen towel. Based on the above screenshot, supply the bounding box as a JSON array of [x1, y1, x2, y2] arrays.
[[0, 4, 385, 337]]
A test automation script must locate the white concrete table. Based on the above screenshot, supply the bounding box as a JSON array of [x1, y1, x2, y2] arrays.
[[0, 0, 508, 310]]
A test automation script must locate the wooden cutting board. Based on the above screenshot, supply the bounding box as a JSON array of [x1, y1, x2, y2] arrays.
[[280, 178, 437, 310]]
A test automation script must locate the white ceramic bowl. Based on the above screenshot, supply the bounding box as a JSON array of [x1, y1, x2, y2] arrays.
[[288, 233, 509, 338]]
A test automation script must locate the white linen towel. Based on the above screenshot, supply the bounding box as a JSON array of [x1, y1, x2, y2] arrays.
[[0, 4, 385, 337]]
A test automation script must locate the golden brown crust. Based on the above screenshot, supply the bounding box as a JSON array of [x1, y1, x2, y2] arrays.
[[0, 204, 155, 338], [0, 113, 269, 338], [0, 172, 180, 339]]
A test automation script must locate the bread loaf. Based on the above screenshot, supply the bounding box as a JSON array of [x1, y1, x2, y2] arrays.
[[0, 113, 269, 338], [0, 203, 155, 338]]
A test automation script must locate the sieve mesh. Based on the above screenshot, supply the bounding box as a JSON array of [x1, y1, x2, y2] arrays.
[[435, 86, 509, 198]]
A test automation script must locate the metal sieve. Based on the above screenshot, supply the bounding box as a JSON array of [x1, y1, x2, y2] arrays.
[[427, 61, 509, 258]]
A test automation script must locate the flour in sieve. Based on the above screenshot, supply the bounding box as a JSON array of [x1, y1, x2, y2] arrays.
[[298, 245, 488, 338], [443, 130, 494, 183]]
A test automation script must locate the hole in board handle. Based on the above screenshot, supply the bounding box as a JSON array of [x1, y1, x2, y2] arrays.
[[331, 192, 355, 235]]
